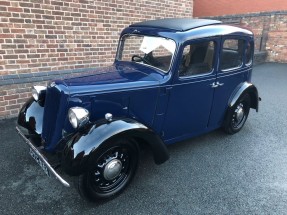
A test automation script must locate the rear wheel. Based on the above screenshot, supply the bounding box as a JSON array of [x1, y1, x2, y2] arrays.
[[75, 138, 139, 201], [223, 94, 251, 134]]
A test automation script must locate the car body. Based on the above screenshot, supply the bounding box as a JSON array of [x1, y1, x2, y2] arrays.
[[16, 18, 260, 201]]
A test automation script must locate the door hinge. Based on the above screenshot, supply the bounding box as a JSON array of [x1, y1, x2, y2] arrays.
[[161, 86, 172, 95]]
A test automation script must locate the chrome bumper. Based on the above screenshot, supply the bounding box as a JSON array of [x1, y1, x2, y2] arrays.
[[16, 126, 70, 187]]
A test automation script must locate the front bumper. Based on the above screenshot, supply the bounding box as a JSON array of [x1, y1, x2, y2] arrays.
[[16, 126, 70, 187]]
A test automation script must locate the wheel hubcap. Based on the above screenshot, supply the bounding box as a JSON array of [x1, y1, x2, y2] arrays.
[[103, 159, 122, 181], [236, 105, 244, 122], [90, 146, 132, 193], [232, 103, 246, 128]]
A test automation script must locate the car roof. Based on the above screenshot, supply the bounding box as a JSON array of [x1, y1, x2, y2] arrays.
[[129, 18, 222, 32]]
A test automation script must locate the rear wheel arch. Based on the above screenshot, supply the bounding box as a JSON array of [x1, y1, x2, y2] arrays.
[[247, 88, 259, 111], [229, 82, 259, 111], [223, 82, 259, 132]]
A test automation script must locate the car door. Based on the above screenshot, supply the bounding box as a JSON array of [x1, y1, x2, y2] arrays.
[[208, 36, 250, 128], [162, 38, 220, 142]]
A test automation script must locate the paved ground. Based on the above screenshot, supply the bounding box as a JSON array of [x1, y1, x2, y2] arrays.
[[1, 63, 287, 215]]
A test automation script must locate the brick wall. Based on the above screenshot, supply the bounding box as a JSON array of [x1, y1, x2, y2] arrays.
[[0, 0, 193, 119], [194, 0, 287, 17], [266, 15, 287, 62], [193, 0, 287, 63], [204, 11, 287, 64]]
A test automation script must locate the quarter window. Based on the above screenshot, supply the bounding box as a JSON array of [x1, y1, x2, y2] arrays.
[[179, 41, 215, 77], [220, 39, 244, 71]]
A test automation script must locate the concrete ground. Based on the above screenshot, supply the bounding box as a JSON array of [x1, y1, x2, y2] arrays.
[[1, 63, 287, 215]]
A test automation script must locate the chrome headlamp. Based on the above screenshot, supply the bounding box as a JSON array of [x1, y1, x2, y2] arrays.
[[32, 86, 47, 101], [68, 107, 90, 129]]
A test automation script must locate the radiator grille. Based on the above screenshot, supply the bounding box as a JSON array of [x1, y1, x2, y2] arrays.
[[41, 85, 66, 152]]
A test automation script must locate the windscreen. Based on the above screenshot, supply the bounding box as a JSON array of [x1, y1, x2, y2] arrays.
[[117, 35, 176, 72]]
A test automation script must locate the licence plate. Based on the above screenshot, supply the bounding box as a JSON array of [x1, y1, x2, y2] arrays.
[[29, 148, 50, 177]]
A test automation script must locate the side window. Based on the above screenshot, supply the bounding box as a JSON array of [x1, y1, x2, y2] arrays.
[[220, 39, 244, 71], [246, 41, 253, 65], [179, 41, 215, 77]]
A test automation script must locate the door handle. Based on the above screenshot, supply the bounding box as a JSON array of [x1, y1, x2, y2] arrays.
[[216, 82, 224, 86], [210, 82, 218, 88], [210, 82, 224, 88]]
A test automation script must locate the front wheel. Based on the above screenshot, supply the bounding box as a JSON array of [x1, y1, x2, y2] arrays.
[[75, 137, 139, 202], [223, 94, 251, 134]]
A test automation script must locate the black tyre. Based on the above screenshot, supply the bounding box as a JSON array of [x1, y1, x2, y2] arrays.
[[223, 94, 251, 134], [75, 137, 139, 202]]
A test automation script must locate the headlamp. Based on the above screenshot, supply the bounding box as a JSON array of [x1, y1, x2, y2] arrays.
[[68, 107, 90, 129], [32, 86, 47, 101]]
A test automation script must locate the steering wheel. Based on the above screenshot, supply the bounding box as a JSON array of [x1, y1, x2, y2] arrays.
[[131, 55, 150, 64]]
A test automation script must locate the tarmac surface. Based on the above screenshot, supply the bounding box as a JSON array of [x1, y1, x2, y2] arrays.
[[1, 63, 287, 214]]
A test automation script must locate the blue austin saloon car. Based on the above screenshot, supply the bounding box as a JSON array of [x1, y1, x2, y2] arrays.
[[16, 18, 260, 201]]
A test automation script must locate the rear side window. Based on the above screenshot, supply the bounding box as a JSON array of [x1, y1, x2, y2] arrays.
[[220, 39, 244, 71], [179, 41, 215, 77], [246, 41, 253, 65]]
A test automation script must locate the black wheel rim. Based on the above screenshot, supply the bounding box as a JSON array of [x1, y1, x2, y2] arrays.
[[231, 102, 246, 129], [88, 145, 133, 194]]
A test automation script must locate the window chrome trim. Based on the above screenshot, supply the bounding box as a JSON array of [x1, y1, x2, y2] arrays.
[[178, 40, 217, 79], [220, 38, 245, 73], [220, 62, 244, 73], [178, 68, 215, 80]]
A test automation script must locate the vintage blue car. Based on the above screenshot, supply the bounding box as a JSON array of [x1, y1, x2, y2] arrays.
[[16, 18, 260, 201]]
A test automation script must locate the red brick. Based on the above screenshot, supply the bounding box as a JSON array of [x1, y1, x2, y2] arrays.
[[6, 104, 20, 110], [17, 98, 30, 103], [11, 109, 19, 115], [16, 59, 30, 64], [23, 34, 38, 39], [11, 29, 25, 34], [4, 95, 19, 100], [20, 13, 35, 19], [9, 18, 24, 23], [14, 49, 29, 54], [51, 1, 63, 6], [8, 7, 23, 12], [3, 55, 18, 59], [27, 54, 40, 58], [0, 6, 6, 11], [0, 91, 7, 96], [5, 65, 20, 69], [0, 1, 10, 6], [2, 44, 16, 49], [0, 12, 11, 17], [19, 2, 33, 8], [28, 63, 42, 68], [8, 99, 16, 105], [13, 39, 27, 43], [0, 34, 14, 38], [0, 111, 10, 116]]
